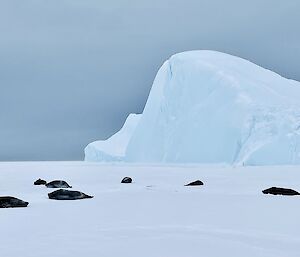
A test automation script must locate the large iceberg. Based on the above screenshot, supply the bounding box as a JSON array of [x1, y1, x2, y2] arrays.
[[85, 50, 300, 165]]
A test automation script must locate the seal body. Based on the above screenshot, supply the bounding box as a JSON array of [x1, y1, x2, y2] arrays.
[[0, 197, 29, 208], [262, 187, 300, 196], [34, 178, 47, 185], [121, 177, 132, 183], [48, 189, 93, 200], [45, 180, 72, 188], [185, 180, 204, 186]]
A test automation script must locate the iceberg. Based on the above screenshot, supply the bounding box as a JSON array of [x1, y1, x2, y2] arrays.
[[85, 50, 300, 165], [85, 114, 141, 161]]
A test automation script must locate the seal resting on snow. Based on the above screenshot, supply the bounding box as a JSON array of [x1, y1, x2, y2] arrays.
[[34, 178, 47, 185], [121, 177, 132, 183], [48, 189, 93, 200], [185, 180, 204, 186], [0, 196, 29, 208], [45, 180, 72, 188], [262, 187, 300, 196]]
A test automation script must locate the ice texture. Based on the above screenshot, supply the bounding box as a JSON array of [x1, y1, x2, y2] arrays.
[[85, 50, 300, 165]]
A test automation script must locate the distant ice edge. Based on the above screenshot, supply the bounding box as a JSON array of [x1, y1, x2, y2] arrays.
[[85, 50, 300, 165]]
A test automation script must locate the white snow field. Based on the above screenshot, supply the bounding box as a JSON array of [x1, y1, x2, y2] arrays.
[[85, 50, 300, 165], [1, 161, 300, 257]]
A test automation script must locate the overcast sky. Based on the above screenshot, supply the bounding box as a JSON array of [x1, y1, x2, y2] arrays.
[[0, 0, 299, 161]]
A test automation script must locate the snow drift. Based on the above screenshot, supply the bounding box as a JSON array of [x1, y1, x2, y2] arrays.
[[85, 50, 300, 165]]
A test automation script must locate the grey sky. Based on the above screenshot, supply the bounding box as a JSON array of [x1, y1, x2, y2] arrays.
[[0, 0, 299, 161]]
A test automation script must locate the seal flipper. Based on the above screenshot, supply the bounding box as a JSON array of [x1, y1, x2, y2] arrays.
[[83, 194, 93, 199]]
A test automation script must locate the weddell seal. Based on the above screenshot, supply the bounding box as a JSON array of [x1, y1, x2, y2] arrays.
[[34, 178, 47, 185], [262, 187, 300, 196], [0, 197, 29, 208], [45, 180, 72, 188], [48, 189, 93, 200], [121, 177, 132, 183], [185, 180, 204, 186]]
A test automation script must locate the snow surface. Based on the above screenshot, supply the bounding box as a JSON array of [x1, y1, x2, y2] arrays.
[[1, 161, 300, 257], [85, 50, 300, 165]]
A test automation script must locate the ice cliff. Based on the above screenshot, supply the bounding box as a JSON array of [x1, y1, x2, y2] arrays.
[[85, 50, 300, 165]]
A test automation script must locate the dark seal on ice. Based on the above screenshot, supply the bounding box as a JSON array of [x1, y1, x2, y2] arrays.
[[121, 177, 132, 183], [48, 189, 93, 200], [34, 178, 47, 185], [185, 180, 204, 186], [262, 187, 300, 196], [45, 180, 72, 188], [0, 196, 29, 208]]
